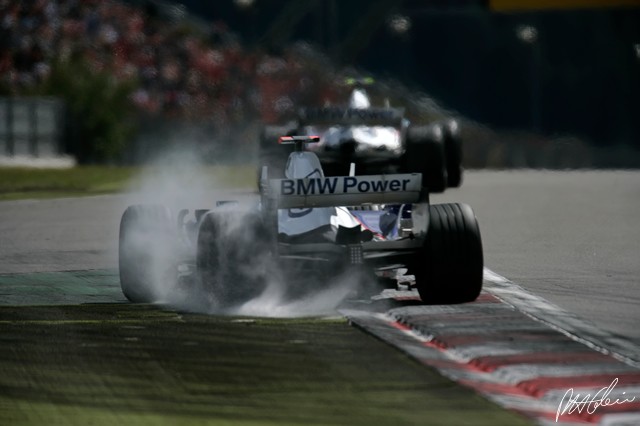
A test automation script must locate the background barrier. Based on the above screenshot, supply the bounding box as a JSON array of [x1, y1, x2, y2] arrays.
[[0, 97, 65, 159]]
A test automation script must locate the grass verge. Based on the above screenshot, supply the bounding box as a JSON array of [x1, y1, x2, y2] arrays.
[[0, 165, 255, 200], [0, 303, 532, 426]]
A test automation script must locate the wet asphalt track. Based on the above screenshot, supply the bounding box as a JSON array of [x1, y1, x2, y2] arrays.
[[1, 170, 638, 344]]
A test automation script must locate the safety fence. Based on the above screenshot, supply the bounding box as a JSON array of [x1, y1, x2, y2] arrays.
[[0, 97, 65, 158], [2, 97, 637, 168]]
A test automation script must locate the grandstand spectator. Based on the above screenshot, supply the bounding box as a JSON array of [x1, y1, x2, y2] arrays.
[[0, 0, 341, 128]]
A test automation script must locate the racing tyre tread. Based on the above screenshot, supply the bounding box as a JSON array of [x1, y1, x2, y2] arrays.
[[415, 203, 483, 304], [119, 204, 176, 303], [197, 211, 272, 310], [443, 121, 463, 188], [403, 125, 447, 193]]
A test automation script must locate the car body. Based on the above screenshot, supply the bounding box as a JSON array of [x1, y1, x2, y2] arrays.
[[119, 136, 483, 310], [259, 88, 463, 192]]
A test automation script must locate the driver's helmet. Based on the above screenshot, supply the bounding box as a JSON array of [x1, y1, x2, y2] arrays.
[[348, 88, 371, 109]]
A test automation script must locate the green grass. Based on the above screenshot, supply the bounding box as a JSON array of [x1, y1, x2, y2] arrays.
[[0, 165, 256, 200], [0, 303, 533, 426]]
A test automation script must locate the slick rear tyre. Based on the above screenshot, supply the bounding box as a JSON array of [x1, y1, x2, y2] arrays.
[[196, 211, 272, 310], [414, 203, 483, 304], [119, 205, 176, 303], [404, 125, 447, 193], [443, 120, 463, 188]]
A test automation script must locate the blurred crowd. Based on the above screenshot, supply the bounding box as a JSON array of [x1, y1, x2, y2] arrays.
[[0, 0, 341, 128]]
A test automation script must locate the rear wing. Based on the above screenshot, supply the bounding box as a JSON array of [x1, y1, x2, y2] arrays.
[[298, 106, 404, 127], [278, 135, 319, 145], [265, 173, 424, 209]]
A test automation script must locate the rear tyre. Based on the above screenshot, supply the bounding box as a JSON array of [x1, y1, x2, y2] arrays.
[[443, 120, 463, 188], [414, 203, 483, 304], [196, 211, 273, 310], [403, 125, 447, 193], [119, 205, 176, 303]]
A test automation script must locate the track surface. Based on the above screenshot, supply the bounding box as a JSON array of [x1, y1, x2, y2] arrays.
[[1, 170, 638, 344], [432, 170, 640, 344]]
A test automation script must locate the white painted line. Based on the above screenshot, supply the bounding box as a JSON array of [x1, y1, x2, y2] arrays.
[[0, 155, 76, 168], [490, 363, 638, 385], [483, 268, 640, 369]]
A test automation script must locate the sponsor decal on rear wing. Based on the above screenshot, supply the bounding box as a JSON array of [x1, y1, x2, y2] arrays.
[[267, 174, 423, 209], [298, 107, 404, 127]]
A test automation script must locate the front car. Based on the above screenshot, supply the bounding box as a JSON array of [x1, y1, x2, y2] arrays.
[[298, 99, 408, 176]]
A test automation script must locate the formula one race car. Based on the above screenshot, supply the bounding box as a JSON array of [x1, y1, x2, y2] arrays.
[[258, 87, 463, 193], [119, 136, 483, 309]]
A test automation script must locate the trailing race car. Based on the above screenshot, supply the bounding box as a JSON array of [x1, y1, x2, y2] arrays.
[[258, 88, 463, 193], [119, 136, 483, 310]]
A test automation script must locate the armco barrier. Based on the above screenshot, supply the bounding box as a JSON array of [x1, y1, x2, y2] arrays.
[[0, 97, 65, 159]]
